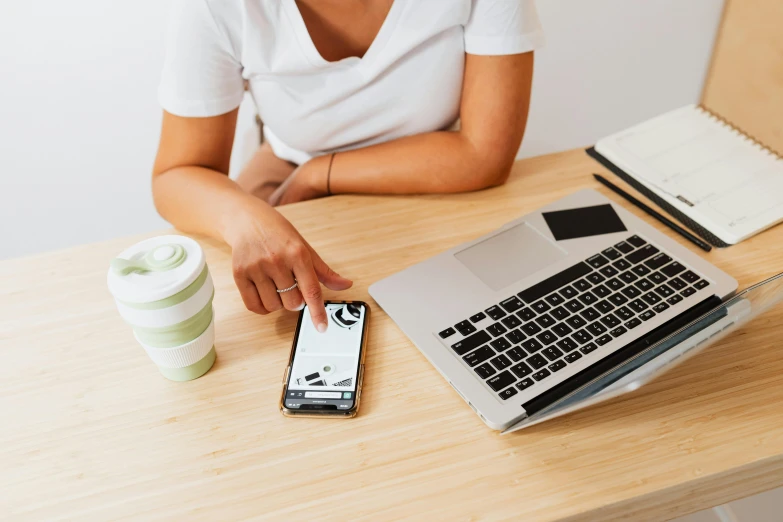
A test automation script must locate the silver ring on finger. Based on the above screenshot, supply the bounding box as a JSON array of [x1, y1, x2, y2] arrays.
[[276, 279, 298, 293]]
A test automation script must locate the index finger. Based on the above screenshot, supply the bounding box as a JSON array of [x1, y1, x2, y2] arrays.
[[293, 256, 327, 333]]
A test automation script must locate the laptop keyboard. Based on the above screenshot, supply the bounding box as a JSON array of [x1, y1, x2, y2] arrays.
[[438, 235, 712, 402]]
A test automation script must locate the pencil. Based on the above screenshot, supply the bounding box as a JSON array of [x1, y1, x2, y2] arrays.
[[593, 174, 712, 252]]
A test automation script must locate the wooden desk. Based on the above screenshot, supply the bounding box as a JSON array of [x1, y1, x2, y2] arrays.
[[2, 149, 783, 521]]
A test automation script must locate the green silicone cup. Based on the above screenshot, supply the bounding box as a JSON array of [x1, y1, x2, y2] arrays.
[[132, 298, 214, 348], [157, 346, 217, 382]]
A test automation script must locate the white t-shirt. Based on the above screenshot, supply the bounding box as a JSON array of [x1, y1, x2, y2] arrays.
[[159, 0, 544, 165]]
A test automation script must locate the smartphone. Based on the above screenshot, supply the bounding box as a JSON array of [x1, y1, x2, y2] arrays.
[[280, 301, 370, 418]]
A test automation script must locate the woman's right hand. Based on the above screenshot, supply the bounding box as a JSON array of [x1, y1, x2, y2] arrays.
[[225, 202, 353, 333]]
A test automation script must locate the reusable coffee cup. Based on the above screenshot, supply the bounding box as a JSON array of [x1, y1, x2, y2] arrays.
[[107, 235, 217, 381]]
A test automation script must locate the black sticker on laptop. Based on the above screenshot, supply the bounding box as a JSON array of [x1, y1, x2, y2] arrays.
[[542, 204, 626, 241]]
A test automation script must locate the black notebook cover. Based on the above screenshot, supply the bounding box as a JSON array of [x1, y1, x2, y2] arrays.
[[585, 146, 730, 248]]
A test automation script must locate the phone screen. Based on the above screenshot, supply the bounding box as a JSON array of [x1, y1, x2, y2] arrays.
[[284, 302, 367, 412]]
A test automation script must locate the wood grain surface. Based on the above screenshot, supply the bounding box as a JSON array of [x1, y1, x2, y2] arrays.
[[701, 0, 783, 155], [2, 149, 783, 521]]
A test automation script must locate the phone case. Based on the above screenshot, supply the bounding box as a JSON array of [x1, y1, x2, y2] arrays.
[[279, 301, 370, 418]]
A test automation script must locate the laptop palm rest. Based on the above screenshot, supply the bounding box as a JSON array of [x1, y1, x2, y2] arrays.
[[454, 222, 567, 291]]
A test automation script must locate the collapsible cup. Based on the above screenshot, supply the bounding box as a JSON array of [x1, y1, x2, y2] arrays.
[[107, 235, 216, 381]]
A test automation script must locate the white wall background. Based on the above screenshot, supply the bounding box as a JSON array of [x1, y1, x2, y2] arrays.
[[0, 0, 724, 260]]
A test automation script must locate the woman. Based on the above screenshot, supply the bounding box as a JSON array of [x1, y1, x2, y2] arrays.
[[152, 0, 543, 333]]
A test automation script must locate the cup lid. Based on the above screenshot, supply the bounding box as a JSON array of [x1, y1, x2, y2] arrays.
[[107, 235, 206, 304]]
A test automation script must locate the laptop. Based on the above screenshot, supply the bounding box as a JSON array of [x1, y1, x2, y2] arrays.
[[369, 189, 783, 432]]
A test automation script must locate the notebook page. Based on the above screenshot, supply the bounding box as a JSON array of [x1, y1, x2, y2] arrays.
[[595, 105, 783, 244]]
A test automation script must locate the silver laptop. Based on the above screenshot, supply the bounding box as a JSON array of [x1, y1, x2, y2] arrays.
[[369, 189, 781, 432]]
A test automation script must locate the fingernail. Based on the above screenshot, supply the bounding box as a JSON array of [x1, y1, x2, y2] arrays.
[[295, 302, 305, 311], [317, 322, 327, 333]]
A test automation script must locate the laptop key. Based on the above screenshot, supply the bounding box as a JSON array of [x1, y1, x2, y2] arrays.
[[463, 346, 495, 367], [580, 307, 600, 321], [542, 346, 564, 361], [565, 351, 583, 363], [485, 305, 506, 320], [648, 272, 667, 285], [474, 363, 496, 379], [661, 261, 686, 277], [635, 279, 654, 291], [516, 307, 536, 321], [535, 314, 556, 328], [627, 235, 647, 247], [572, 329, 592, 345], [653, 302, 670, 313], [487, 323, 507, 337], [499, 387, 518, 400], [526, 353, 547, 369], [625, 317, 642, 329], [666, 294, 683, 305], [552, 323, 572, 337], [491, 338, 512, 352], [578, 291, 598, 305], [439, 327, 456, 339], [469, 312, 486, 323], [694, 279, 710, 290], [490, 354, 512, 370], [565, 299, 585, 313], [580, 342, 599, 354], [622, 286, 642, 298], [610, 326, 627, 338], [608, 293, 629, 306], [614, 306, 634, 321], [501, 315, 522, 329], [522, 338, 543, 354], [642, 292, 662, 305], [487, 370, 516, 391], [668, 277, 687, 290], [522, 322, 542, 336], [506, 329, 526, 345], [537, 331, 558, 346], [586, 272, 606, 284], [587, 254, 610, 268], [605, 278, 625, 291], [599, 265, 619, 278], [627, 244, 658, 264], [639, 310, 656, 321], [681, 287, 697, 297], [545, 293, 565, 306], [655, 284, 674, 297], [593, 284, 612, 298], [594, 300, 614, 314], [551, 306, 570, 321], [531, 300, 551, 313], [600, 313, 620, 328], [645, 253, 672, 270], [451, 330, 492, 355], [560, 285, 578, 299], [532, 369, 551, 381], [619, 271, 638, 284], [586, 321, 607, 336], [573, 279, 592, 292], [613, 258, 632, 271], [455, 322, 476, 335], [500, 296, 524, 313], [516, 378, 535, 391], [595, 334, 612, 346], [565, 315, 587, 329], [632, 264, 652, 277], [511, 361, 533, 378], [628, 299, 648, 313], [602, 247, 622, 260], [549, 360, 567, 372], [507, 346, 527, 362], [680, 271, 700, 283], [557, 337, 580, 352]]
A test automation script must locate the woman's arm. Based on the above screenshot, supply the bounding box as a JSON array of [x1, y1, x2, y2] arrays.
[[271, 52, 534, 205], [152, 109, 352, 331]]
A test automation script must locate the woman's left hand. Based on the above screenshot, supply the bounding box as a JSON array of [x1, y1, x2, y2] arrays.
[[268, 157, 329, 206]]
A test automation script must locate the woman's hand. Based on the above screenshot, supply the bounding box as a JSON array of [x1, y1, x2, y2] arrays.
[[225, 201, 352, 332], [268, 156, 329, 207]]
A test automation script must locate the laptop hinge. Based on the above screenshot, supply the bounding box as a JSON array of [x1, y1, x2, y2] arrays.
[[521, 295, 722, 417]]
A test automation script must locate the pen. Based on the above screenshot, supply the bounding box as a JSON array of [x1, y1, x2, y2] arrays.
[[593, 174, 713, 252]]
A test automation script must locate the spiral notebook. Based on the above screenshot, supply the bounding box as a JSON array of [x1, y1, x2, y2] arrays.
[[588, 104, 783, 246]]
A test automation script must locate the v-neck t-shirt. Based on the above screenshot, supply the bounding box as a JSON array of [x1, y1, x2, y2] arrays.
[[158, 0, 544, 165]]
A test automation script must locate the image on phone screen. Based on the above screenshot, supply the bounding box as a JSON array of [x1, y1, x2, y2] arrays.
[[285, 302, 366, 411]]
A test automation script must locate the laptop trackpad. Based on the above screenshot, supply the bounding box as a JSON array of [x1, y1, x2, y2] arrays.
[[454, 223, 567, 291]]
